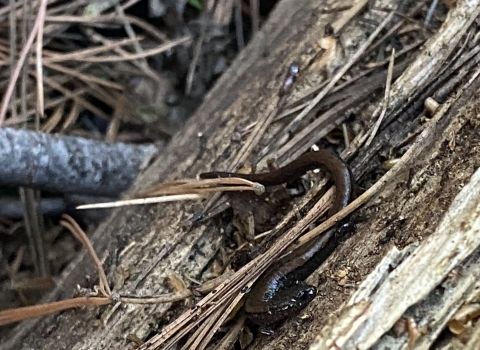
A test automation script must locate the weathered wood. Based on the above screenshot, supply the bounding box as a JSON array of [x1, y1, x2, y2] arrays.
[[3, 0, 480, 349], [310, 79, 480, 350]]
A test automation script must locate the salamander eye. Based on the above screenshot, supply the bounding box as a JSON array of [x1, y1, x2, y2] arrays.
[[295, 287, 316, 299]]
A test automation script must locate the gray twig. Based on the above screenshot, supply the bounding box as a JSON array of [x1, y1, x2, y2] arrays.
[[0, 127, 158, 196]]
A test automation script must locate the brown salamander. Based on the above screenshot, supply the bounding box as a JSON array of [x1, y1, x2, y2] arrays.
[[200, 150, 353, 329]]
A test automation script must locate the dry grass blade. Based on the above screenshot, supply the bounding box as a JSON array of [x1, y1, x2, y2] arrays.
[[196, 293, 246, 350], [114, 3, 146, 63], [230, 94, 283, 171], [61, 101, 80, 131], [214, 313, 247, 350], [76, 195, 203, 210], [42, 36, 143, 63], [78, 177, 264, 210], [118, 289, 193, 304], [138, 177, 265, 197], [8, 0, 17, 121], [366, 48, 396, 146], [364, 2, 425, 58], [39, 74, 109, 119], [180, 305, 228, 350], [10, 276, 55, 292], [41, 102, 64, 132], [35, 0, 48, 118], [45, 14, 168, 42], [366, 41, 423, 68], [19, 188, 48, 277], [60, 214, 111, 296], [0, 297, 110, 326], [84, 27, 166, 83], [44, 36, 191, 63], [202, 93, 284, 214], [44, 62, 124, 90], [0, 2, 41, 125]]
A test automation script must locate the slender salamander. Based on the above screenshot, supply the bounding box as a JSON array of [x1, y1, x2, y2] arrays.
[[200, 150, 353, 328]]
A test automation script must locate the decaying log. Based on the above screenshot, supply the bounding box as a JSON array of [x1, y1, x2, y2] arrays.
[[3, 0, 480, 349]]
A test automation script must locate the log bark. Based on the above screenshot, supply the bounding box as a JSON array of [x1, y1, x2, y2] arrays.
[[3, 0, 480, 349]]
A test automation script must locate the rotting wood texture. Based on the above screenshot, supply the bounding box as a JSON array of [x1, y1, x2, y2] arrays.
[[3, 0, 480, 349]]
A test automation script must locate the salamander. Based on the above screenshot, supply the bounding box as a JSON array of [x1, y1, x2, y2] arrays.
[[200, 150, 353, 328]]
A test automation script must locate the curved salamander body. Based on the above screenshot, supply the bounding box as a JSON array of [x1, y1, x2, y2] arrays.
[[200, 150, 353, 327]]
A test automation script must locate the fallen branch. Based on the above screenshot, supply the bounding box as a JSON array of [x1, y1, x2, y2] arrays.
[[0, 127, 158, 196]]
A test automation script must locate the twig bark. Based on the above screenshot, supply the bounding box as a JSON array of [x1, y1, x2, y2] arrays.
[[0, 127, 158, 196]]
